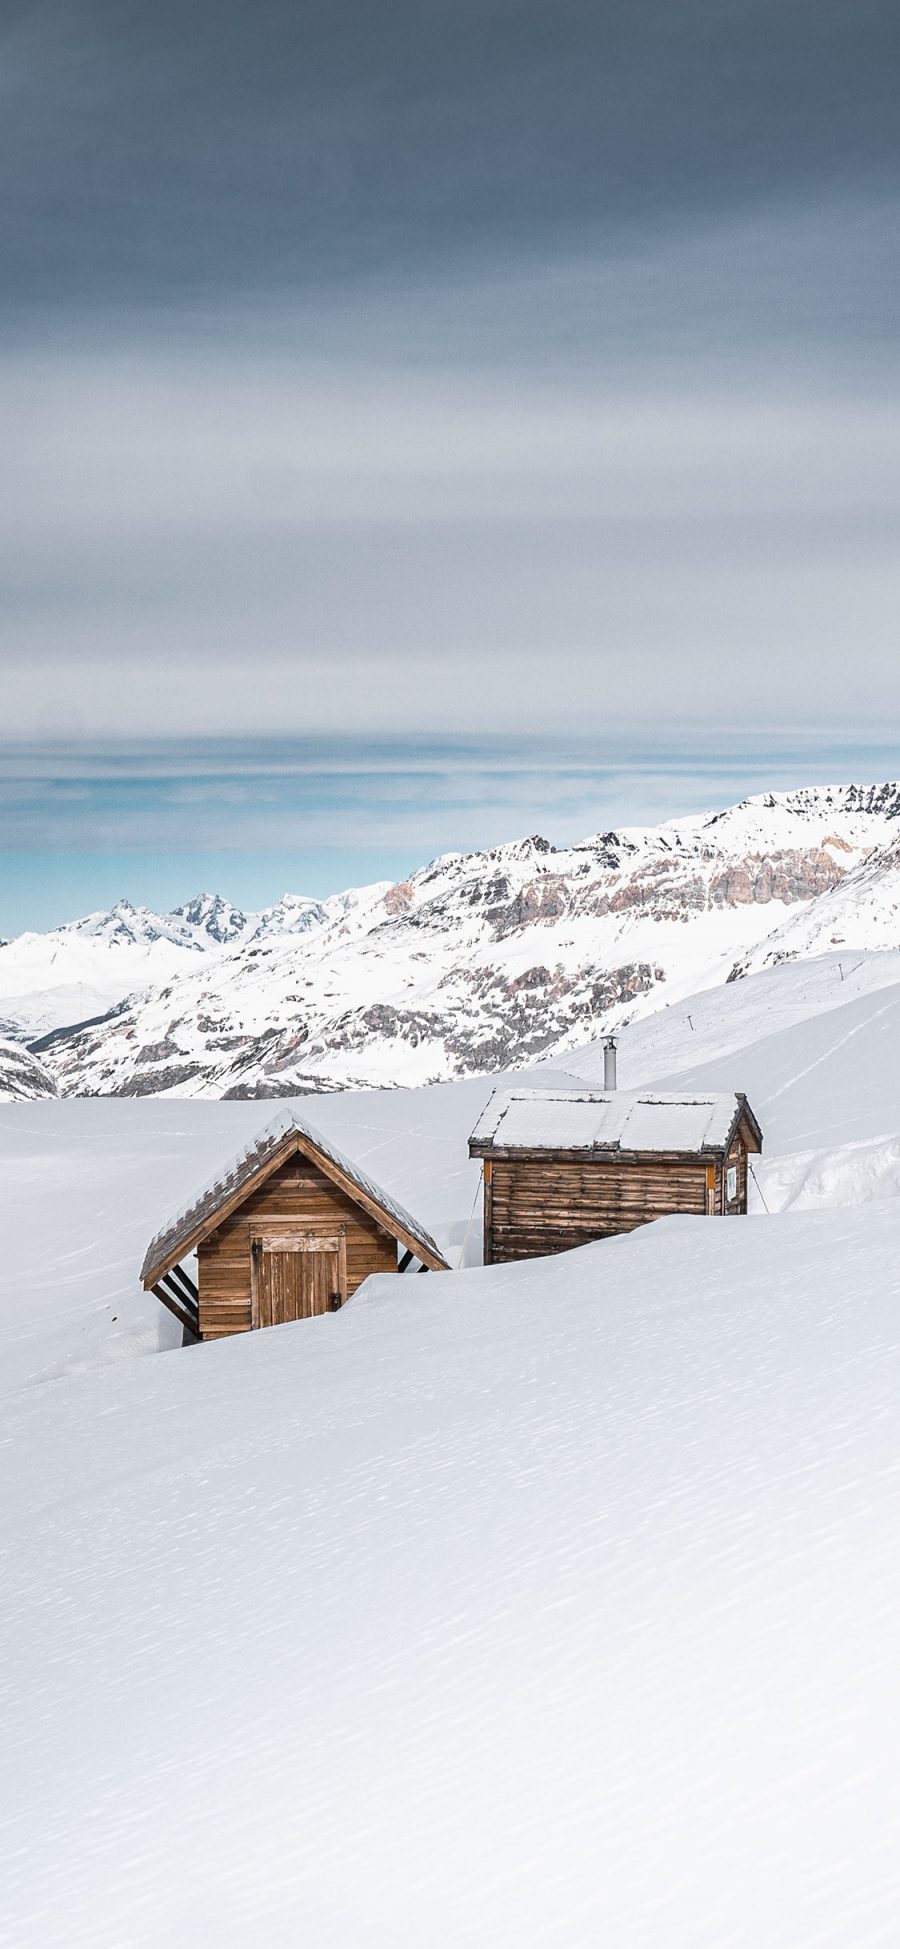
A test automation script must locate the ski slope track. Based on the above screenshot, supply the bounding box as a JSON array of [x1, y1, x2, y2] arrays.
[[6, 779, 900, 1100], [3, 942, 900, 1940]]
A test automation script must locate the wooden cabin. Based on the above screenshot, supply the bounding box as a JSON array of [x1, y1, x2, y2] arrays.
[[142, 1109, 449, 1343], [469, 1087, 763, 1265]]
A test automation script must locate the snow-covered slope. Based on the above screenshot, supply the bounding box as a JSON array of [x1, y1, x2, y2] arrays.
[[34, 782, 900, 1097], [565, 945, 900, 1119], [0, 895, 248, 1040], [729, 831, 900, 977], [0, 881, 397, 1044], [3, 947, 900, 1940], [565, 949, 900, 1215], [3, 1196, 900, 1944]]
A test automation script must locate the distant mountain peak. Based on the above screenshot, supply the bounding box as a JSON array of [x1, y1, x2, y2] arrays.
[[245, 894, 331, 943], [173, 893, 249, 944]]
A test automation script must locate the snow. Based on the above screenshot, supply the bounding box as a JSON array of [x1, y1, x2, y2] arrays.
[[623, 978, 900, 1164], [656, 777, 900, 852], [473, 1086, 742, 1153], [0, 1085, 481, 1392], [564, 946, 900, 1088], [730, 836, 900, 978], [758, 1133, 900, 1212], [3, 946, 900, 1941], [561, 952, 900, 1215], [0, 899, 222, 1040], [3, 1206, 900, 1944], [0, 887, 335, 1040]]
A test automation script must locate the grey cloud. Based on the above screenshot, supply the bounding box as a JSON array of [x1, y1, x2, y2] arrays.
[[1, 4, 898, 754], [2, 0, 898, 317], [2, 193, 899, 742]]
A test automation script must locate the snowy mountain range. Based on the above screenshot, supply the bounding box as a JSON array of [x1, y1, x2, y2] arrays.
[[5, 781, 900, 1100]]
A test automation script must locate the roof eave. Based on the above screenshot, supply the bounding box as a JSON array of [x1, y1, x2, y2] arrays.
[[288, 1131, 449, 1268], [142, 1125, 450, 1285], [469, 1142, 729, 1164], [734, 1093, 764, 1153], [141, 1127, 303, 1287]]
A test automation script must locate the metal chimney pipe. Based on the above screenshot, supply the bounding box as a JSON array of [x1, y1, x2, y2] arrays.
[[603, 1033, 618, 1092]]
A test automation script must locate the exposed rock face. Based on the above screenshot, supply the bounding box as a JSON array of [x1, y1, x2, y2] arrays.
[[118, 1064, 207, 1097], [23, 781, 900, 1098], [706, 850, 845, 907], [487, 881, 572, 934], [0, 1040, 58, 1101], [174, 894, 248, 943]]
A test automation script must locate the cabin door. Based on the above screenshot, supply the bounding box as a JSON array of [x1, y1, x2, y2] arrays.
[[251, 1233, 345, 1327]]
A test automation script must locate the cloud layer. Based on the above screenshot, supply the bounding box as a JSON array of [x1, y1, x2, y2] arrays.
[[3, 193, 900, 740], [1, 0, 898, 926]]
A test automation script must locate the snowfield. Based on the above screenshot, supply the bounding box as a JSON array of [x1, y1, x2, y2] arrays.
[[2, 948, 900, 1943], [3, 1210, 900, 1946]]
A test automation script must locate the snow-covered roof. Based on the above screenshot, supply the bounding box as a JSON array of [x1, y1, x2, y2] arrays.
[[469, 1088, 760, 1157], [142, 1107, 448, 1285]]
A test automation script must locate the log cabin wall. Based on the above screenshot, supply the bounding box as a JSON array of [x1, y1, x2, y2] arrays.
[[197, 1153, 397, 1340], [485, 1155, 709, 1264], [723, 1129, 749, 1214]]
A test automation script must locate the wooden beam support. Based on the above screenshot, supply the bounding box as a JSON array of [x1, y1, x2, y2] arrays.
[[168, 1261, 199, 1304], [161, 1272, 199, 1328], [161, 1269, 198, 1311], [152, 1280, 200, 1338]]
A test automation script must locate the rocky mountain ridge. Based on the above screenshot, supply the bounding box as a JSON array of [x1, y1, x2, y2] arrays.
[[0, 1037, 58, 1102], [8, 781, 900, 1100]]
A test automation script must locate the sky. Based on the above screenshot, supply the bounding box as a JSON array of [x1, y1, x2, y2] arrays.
[[1, 0, 899, 928]]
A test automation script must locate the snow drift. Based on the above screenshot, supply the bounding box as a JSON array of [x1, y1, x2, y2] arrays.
[[2, 1205, 900, 1946]]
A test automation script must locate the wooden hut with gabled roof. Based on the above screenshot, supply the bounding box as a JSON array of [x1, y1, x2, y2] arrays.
[[469, 1087, 763, 1265], [142, 1108, 449, 1343]]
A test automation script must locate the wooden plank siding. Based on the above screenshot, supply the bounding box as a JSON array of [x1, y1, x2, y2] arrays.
[[723, 1132, 749, 1214], [485, 1155, 709, 1263], [198, 1155, 397, 1340]]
